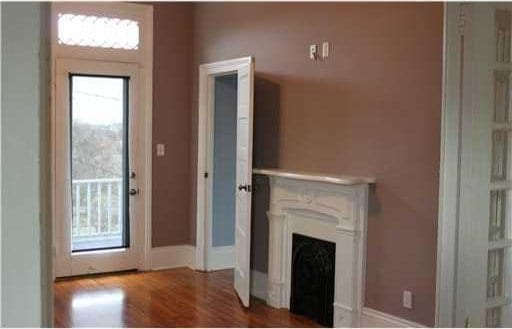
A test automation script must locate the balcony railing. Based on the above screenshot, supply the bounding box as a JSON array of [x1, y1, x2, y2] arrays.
[[72, 178, 124, 250]]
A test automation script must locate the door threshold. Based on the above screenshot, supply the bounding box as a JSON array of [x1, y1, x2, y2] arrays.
[[55, 269, 139, 281]]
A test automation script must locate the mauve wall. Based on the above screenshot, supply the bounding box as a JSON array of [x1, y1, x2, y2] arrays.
[[190, 3, 443, 325], [152, 3, 193, 247]]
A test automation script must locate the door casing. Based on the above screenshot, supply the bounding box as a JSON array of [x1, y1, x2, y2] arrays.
[[50, 2, 153, 278], [436, 3, 464, 327], [54, 59, 144, 277]]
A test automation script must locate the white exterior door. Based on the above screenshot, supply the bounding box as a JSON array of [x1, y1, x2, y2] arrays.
[[234, 61, 255, 307], [456, 3, 512, 327], [54, 59, 143, 277]]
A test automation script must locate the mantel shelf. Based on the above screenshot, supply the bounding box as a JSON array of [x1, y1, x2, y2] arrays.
[[252, 168, 376, 186]]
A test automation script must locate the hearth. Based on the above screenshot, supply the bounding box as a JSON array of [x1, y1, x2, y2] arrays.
[[290, 233, 335, 327]]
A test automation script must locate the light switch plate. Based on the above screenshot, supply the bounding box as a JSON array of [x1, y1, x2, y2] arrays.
[[156, 143, 165, 157], [322, 41, 330, 58], [403, 290, 413, 309], [310, 44, 318, 60]]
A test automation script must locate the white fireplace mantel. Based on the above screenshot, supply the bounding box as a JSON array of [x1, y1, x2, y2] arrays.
[[253, 168, 375, 327]]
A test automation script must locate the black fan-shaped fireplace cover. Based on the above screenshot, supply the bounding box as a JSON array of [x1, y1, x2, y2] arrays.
[[290, 233, 335, 327]]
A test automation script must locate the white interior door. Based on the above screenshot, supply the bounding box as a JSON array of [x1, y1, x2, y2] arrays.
[[456, 3, 512, 327], [54, 59, 143, 277], [233, 61, 254, 307]]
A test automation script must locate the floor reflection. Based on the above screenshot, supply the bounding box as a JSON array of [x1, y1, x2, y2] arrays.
[[70, 288, 125, 327], [54, 269, 319, 327]]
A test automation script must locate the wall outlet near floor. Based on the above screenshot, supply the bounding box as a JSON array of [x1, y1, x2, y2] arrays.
[[156, 143, 165, 157], [403, 290, 413, 309]]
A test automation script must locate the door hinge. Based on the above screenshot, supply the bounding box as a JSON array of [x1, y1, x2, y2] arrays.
[[204, 172, 209, 178]]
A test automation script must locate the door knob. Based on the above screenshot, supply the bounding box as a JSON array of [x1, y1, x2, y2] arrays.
[[129, 188, 139, 196]]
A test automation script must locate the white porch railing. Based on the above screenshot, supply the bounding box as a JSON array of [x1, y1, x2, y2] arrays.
[[72, 178, 123, 244]]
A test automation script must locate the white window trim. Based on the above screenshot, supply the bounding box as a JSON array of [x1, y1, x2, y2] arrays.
[[50, 2, 153, 276]]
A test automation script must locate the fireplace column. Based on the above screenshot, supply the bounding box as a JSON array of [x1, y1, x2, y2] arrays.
[[267, 198, 288, 308]]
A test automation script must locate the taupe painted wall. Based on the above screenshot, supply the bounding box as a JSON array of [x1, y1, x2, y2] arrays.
[[151, 3, 194, 247], [189, 3, 443, 326], [151, 2, 442, 325]]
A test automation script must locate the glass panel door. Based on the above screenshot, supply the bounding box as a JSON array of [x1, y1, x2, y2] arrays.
[[454, 5, 512, 327], [485, 8, 512, 327], [70, 74, 130, 252]]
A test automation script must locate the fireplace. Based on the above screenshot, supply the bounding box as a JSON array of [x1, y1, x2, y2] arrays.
[[253, 168, 374, 327], [290, 233, 335, 327]]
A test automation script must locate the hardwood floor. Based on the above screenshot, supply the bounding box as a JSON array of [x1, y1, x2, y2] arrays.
[[54, 267, 319, 327]]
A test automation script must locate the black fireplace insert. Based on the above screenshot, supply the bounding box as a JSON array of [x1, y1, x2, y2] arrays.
[[290, 233, 336, 327]]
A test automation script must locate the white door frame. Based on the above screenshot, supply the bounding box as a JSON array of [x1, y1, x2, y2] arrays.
[[50, 3, 153, 276], [435, 3, 463, 327], [54, 59, 145, 277], [195, 56, 253, 271]]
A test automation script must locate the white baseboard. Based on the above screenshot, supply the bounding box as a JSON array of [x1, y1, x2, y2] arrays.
[[150, 245, 195, 271], [362, 308, 425, 328], [248, 270, 424, 328], [250, 269, 268, 301], [208, 245, 234, 270]]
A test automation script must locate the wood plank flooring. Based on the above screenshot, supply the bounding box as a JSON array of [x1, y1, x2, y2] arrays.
[[54, 267, 319, 327]]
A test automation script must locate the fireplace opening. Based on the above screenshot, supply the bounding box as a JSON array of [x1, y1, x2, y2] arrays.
[[290, 233, 335, 327]]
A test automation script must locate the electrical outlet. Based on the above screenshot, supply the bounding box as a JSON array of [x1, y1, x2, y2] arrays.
[[403, 290, 413, 309], [156, 143, 165, 157]]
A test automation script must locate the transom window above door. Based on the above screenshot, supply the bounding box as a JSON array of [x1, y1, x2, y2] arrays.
[[57, 13, 140, 50]]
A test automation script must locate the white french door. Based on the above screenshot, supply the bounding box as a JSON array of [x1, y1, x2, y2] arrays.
[[456, 3, 512, 327], [54, 59, 142, 277]]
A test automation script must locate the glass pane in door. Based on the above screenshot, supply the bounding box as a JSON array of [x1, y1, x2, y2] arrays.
[[496, 10, 511, 63], [487, 248, 505, 299], [492, 130, 509, 181], [70, 75, 129, 252], [489, 190, 507, 241], [487, 307, 502, 327], [494, 71, 510, 123]]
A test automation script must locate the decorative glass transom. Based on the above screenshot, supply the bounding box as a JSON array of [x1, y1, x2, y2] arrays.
[[58, 13, 139, 50]]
